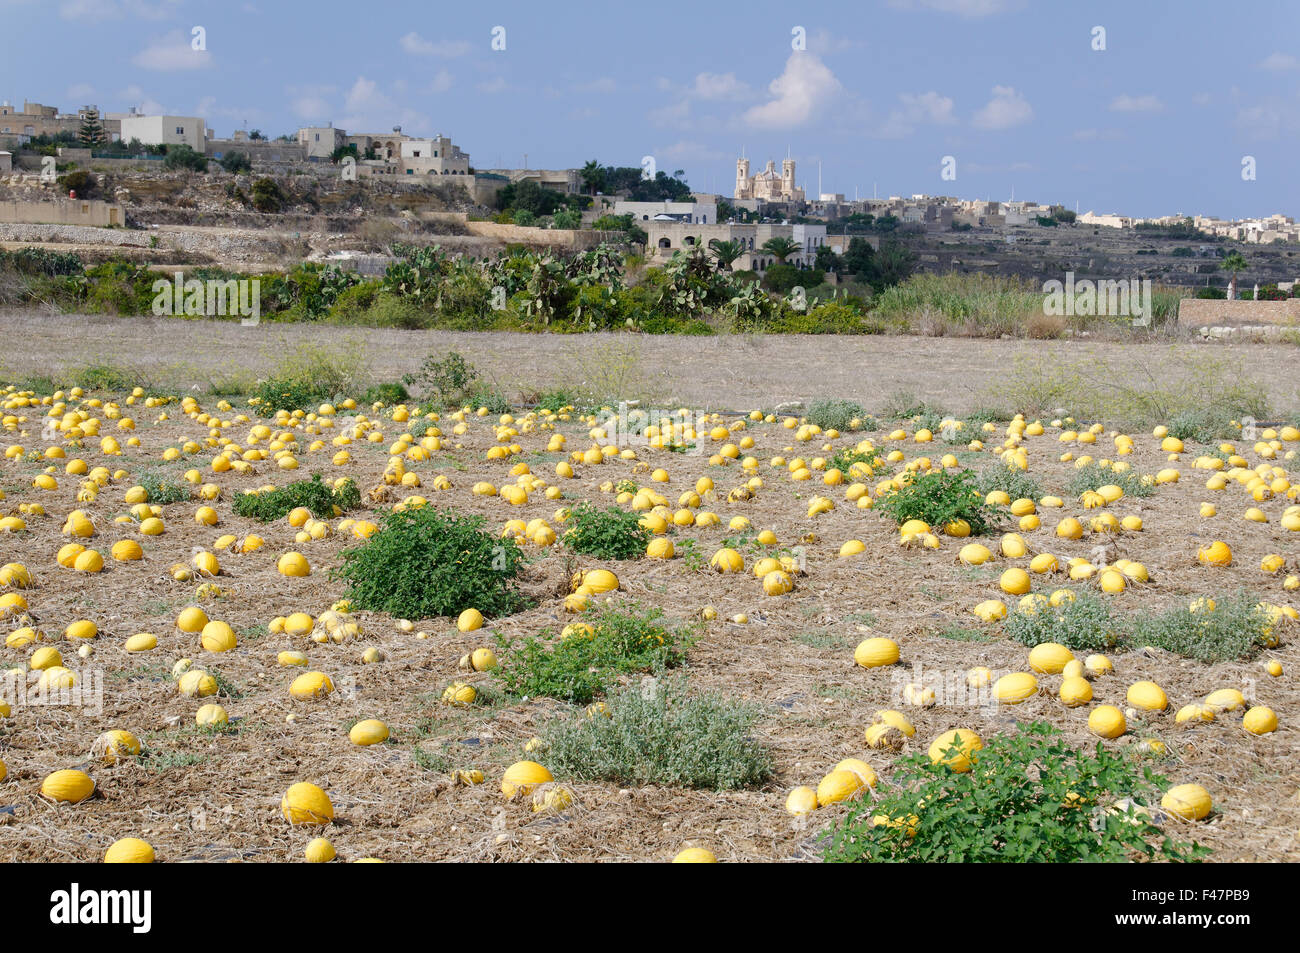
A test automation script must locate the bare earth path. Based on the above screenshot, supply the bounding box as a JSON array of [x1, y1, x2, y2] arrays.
[[1, 311, 1296, 415]]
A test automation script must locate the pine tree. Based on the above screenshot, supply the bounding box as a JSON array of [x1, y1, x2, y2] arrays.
[[78, 108, 105, 148]]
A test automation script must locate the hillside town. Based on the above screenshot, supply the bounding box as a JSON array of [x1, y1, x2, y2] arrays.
[[3, 96, 1296, 251]]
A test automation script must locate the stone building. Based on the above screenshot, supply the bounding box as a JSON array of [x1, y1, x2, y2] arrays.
[[644, 221, 827, 271], [735, 157, 804, 203]]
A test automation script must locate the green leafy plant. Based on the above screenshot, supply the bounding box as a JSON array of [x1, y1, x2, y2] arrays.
[[541, 678, 772, 790], [492, 602, 693, 704], [828, 446, 881, 475], [233, 475, 359, 522], [402, 351, 479, 407], [975, 464, 1043, 502], [1067, 464, 1156, 499], [1130, 591, 1269, 661], [360, 382, 410, 405], [335, 506, 524, 620], [136, 471, 192, 505], [1167, 408, 1238, 444], [806, 398, 866, 432], [876, 469, 1003, 535], [1003, 593, 1121, 651], [562, 502, 650, 560], [823, 721, 1210, 863]]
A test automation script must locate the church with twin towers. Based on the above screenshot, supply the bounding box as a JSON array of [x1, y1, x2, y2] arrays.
[[734, 155, 805, 203]]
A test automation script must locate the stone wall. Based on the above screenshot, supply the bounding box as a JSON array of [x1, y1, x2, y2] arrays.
[[0, 198, 125, 227], [1177, 298, 1300, 327], [463, 221, 617, 249]]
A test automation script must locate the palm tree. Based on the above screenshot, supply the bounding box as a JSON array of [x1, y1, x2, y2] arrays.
[[580, 160, 605, 196], [708, 238, 744, 271], [761, 236, 801, 263], [1220, 251, 1247, 299]]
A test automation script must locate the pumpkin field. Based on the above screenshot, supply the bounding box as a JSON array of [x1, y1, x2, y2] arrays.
[[0, 329, 1297, 863]]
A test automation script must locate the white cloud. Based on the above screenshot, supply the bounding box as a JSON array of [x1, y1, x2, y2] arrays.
[[399, 32, 471, 57], [1191, 92, 1212, 106], [574, 77, 616, 94], [117, 85, 166, 115], [879, 90, 955, 137], [132, 30, 213, 71], [972, 85, 1032, 129], [338, 76, 430, 133], [657, 140, 727, 162], [742, 52, 843, 129], [1108, 93, 1163, 113], [428, 70, 454, 94], [476, 77, 508, 94], [807, 28, 863, 54], [1072, 128, 1123, 142], [888, 0, 1019, 16], [65, 83, 96, 101], [287, 84, 337, 121], [195, 97, 261, 125], [60, 0, 181, 20], [690, 72, 753, 101], [965, 160, 1034, 174], [1234, 101, 1296, 139], [648, 99, 691, 127], [1258, 52, 1299, 71]]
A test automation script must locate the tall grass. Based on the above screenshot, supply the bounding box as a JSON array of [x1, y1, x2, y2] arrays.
[[985, 351, 1269, 429], [872, 273, 1042, 336]]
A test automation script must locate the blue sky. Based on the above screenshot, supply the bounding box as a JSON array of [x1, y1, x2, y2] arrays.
[[2, 0, 1297, 219]]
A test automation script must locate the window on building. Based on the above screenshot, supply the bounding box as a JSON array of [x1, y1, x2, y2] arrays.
[[176, 127, 184, 135]]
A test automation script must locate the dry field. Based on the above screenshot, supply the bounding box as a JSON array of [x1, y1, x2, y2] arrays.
[[1, 312, 1298, 416], [0, 319, 1297, 863]]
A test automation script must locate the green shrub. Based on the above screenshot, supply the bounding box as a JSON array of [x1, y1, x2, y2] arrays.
[[467, 386, 511, 414], [823, 721, 1209, 863], [251, 343, 366, 413], [1167, 407, 1238, 444], [492, 602, 693, 704], [1067, 464, 1155, 499], [562, 502, 650, 559], [880, 390, 944, 420], [250, 177, 286, 213], [402, 351, 479, 407], [806, 398, 866, 431], [219, 151, 252, 174], [327, 282, 381, 323], [1131, 592, 1269, 661], [975, 464, 1043, 502], [233, 474, 360, 522], [72, 363, 139, 392], [773, 301, 867, 334], [136, 471, 193, 505], [536, 388, 580, 413], [1003, 593, 1121, 651], [335, 507, 524, 620], [541, 678, 772, 790], [827, 446, 881, 475], [0, 247, 84, 276], [361, 381, 410, 405], [163, 145, 208, 172], [876, 469, 1003, 535]]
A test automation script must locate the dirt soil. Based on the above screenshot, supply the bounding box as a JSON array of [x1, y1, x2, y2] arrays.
[[0, 328, 1296, 862], [1, 312, 1299, 417]]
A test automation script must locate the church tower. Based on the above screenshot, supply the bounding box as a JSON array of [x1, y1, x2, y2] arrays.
[[736, 157, 751, 199], [781, 158, 795, 198]]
